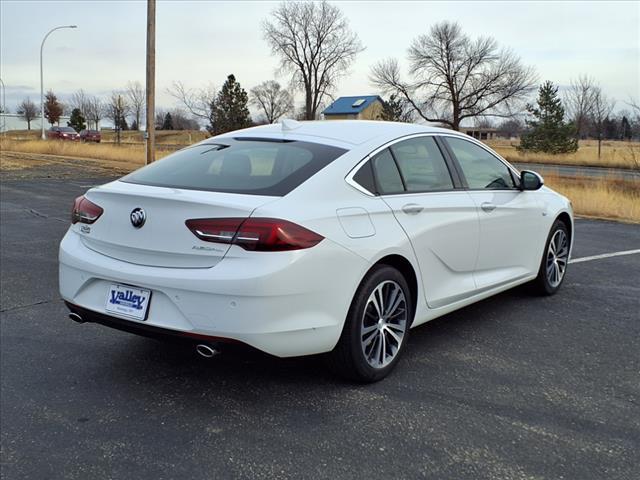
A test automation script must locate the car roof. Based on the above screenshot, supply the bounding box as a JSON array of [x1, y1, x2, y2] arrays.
[[212, 120, 465, 148]]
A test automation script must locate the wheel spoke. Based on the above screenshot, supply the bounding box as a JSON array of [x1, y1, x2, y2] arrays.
[[385, 286, 400, 317], [361, 324, 378, 336], [385, 327, 402, 345], [360, 280, 408, 369]]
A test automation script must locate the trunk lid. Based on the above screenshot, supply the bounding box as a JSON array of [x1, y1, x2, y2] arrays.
[[78, 181, 276, 268]]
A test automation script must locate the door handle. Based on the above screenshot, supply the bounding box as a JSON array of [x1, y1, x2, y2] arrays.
[[402, 204, 424, 215], [481, 202, 496, 213]]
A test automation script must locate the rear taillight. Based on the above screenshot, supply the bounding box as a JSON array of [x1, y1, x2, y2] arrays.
[[185, 218, 324, 251], [71, 195, 103, 224]]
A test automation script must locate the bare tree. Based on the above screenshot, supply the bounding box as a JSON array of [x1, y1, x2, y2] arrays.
[[263, 1, 364, 120], [17, 98, 38, 130], [250, 80, 293, 123], [370, 21, 536, 130], [564, 75, 597, 139], [167, 81, 216, 121], [126, 81, 145, 130], [105, 92, 130, 144], [591, 87, 615, 159], [71, 89, 90, 116], [84, 96, 104, 130]]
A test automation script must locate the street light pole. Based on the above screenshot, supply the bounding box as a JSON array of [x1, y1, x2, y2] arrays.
[[40, 25, 77, 140]]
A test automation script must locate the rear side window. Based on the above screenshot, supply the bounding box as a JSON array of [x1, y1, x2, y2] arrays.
[[122, 139, 347, 196], [445, 137, 516, 190], [390, 137, 453, 191], [371, 149, 404, 194]]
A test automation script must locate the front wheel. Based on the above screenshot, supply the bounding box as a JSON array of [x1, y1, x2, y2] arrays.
[[534, 220, 570, 295], [327, 265, 413, 383]]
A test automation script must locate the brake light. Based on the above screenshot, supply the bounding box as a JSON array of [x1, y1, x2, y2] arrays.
[[185, 218, 324, 251], [71, 195, 103, 224]]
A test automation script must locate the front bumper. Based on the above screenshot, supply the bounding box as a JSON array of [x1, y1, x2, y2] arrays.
[[59, 229, 368, 357]]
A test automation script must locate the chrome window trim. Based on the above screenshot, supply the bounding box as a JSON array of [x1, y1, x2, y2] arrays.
[[345, 132, 458, 197], [345, 131, 522, 197]]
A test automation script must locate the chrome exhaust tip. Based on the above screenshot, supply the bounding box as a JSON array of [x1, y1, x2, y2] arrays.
[[195, 344, 220, 358], [69, 312, 85, 324]]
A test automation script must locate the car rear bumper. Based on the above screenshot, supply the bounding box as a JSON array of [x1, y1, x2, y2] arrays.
[[59, 229, 368, 357]]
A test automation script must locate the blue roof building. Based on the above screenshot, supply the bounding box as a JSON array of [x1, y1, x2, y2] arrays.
[[322, 95, 384, 120]]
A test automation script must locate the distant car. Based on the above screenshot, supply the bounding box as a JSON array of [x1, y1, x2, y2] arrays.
[[48, 126, 80, 141], [60, 120, 574, 382], [79, 129, 101, 143]]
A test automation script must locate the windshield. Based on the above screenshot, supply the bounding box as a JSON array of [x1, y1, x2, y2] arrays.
[[121, 138, 347, 196], [60, 127, 76, 133]]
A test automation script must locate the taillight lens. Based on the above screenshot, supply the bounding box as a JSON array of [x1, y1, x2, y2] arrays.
[[71, 195, 103, 224], [185, 218, 324, 251]]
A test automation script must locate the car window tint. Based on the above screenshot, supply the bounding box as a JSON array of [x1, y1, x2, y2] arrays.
[[445, 137, 516, 190], [122, 139, 346, 196], [371, 149, 404, 194], [352, 161, 376, 194], [390, 137, 453, 191]]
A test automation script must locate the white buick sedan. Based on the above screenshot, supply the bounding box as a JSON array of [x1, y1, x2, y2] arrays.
[[60, 120, 573, 382]]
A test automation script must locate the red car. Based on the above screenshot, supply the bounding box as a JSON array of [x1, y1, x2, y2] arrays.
[[47, 126, 80, 141], [79, 129, 101, 143]]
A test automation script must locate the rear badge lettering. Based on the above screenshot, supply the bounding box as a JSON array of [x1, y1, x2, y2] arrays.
[[80, 225, 91, 234], [192, 245, 225, 253]]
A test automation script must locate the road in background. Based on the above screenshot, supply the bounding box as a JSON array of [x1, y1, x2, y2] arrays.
[[513, 162, 640, 180]]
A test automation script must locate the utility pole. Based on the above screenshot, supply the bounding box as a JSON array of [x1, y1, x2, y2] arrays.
[[145, 0, 156, 164]]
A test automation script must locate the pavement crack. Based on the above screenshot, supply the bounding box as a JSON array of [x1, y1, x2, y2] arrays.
[[25, 208, 67, 223], [0, 299, 54, 313]]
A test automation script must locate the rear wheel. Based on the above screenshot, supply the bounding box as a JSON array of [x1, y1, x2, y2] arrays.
[[534, 219, 570, 295], [327, 265, 412, 383]]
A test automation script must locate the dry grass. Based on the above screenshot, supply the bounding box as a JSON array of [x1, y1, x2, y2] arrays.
[[544, 173, 640, 223], [2, 129, 208, 145], [0, 138, 172, 168], [486, 139, 640, 170]]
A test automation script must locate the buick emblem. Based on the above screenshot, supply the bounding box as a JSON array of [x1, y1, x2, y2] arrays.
[[130, 208, 146, 228]]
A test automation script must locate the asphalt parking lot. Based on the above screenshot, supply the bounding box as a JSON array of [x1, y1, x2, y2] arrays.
[[1, 170, 639, 480]]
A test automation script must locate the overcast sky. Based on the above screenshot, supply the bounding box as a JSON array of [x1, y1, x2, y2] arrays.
[[1, 0, 638, 118]]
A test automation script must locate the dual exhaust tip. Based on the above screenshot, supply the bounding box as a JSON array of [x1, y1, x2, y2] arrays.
[[69, 312, 221, 358], [195, 343, 220, 358]]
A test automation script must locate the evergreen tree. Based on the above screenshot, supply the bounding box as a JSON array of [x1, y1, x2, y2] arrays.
[[67, 108, 87, 132], [603, 117, 618, 140], [44, 90, 63, 126], [621, 116, 632, 141], [208, 74, 252, 135], [131, 119, 138, 131], [379, 94, 414, 122], [518, 81, 578, 154], [119, 116, 129, 131], [162, 112, 174, 130]]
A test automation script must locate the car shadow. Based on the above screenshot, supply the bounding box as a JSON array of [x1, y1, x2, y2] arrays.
[[98, 283, 541, 392]]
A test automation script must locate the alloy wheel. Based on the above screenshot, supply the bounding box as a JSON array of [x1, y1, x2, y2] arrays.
[[546, 229, 569, 288], [360, 280, 408, 369]]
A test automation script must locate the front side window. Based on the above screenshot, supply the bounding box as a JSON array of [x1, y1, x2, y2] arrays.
[[122, 138, 347, 196], [390, 137, 453, 192], [445, 137, 516, 190]]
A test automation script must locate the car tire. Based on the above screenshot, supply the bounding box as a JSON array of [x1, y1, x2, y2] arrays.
[[327, 265, 413, 383], [533, 219, 570, 296]]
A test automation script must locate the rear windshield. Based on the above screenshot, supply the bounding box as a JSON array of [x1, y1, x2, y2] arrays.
[[121, 138, 347, 196]]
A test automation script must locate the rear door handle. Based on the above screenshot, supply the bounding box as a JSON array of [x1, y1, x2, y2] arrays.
[[481, 202, 496, 213], [402, 204, 424, 215]]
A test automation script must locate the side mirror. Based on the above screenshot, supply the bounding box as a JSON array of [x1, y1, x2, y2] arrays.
[[520, 170, 544, 191]]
